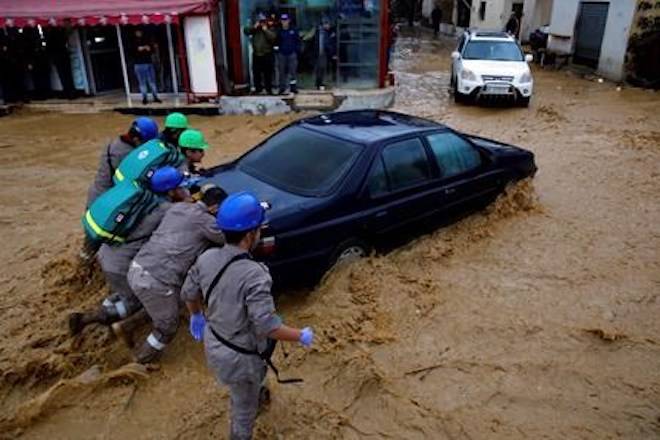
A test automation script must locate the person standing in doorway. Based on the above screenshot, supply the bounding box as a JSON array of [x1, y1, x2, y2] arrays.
[[133, 29, 162, 105], [276, 14, 301, 95], [431, 4, 443, 38], [505, 12, 520, 38], [244, 13, 277, 95], [304, 16, 337, 91]]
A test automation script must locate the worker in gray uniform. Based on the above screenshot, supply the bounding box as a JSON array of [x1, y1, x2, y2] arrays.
[[80, 117, 159, 265], [69, 166, 191, 337], [182, 191, 314, 440], [128, 186, 228, 363], [86, 116, 159, 207]]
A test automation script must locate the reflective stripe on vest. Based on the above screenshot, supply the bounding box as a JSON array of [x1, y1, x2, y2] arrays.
[[114, 167, 125, 182], [84, 211, 125, 243]]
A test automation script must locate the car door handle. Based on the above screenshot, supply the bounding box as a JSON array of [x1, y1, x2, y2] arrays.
[[375, 210, 388, 218], [444, 188, 456, 195]]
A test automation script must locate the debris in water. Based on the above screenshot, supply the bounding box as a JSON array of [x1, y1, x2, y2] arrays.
[[583, 328, 627, 343]]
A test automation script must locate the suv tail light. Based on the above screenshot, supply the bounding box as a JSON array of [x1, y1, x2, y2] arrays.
[[254, 236, 276, 258]]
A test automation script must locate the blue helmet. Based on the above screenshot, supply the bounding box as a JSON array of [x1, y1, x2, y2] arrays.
[[131, 117, 159, 142], [149, 166, 185, 193], [217, 192, 266, 232]]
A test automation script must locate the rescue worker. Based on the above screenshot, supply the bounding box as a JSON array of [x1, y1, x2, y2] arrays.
[[182, 192, 314, 440], [178, 128, 209, 176], [81, 117, 159, 264], [160, 112, 189, 148], [69, 166, 191, 336], [86, 117, 159, 207], [127, 186, 228, 363]]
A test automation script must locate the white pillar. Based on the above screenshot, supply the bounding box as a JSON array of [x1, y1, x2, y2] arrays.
[[166, 23, 179, 95], [115, 24, 132, 107]]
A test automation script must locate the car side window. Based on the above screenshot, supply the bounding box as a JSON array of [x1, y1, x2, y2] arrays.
[[381, 138, 431, 191], [367, 156, 389, 197], [426, 132, 482, 179]]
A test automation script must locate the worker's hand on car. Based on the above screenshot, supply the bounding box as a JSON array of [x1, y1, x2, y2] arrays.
[[299, 327, 314, 347], [190, 312, 206, 341]]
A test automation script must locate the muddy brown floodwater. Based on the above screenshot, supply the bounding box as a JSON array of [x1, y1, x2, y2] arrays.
[[0, 33, 659, 439]]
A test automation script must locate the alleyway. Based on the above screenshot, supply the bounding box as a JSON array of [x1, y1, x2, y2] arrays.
[[0, 34, 659, 439]]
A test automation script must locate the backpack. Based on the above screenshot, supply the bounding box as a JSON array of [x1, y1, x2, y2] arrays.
[[113, 139, 184, 185], [82, 180, 160, 245]]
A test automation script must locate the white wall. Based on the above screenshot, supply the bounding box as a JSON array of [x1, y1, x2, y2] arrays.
[[520, 0, 553, 42], [597, 0, 636, 81], [548, 0, 580, 38], [545, 0, 636, 80], [422, 0, 434, 18], [470, 0, 511, 31], [184, 16, 218, 95]]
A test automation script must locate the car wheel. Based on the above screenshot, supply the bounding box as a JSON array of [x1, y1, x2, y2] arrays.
[[518, 96, 531, 108], [453, 83, 464, 104], [328, 239, 370, 270]]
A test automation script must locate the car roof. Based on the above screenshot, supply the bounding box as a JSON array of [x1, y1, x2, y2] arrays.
[[467, 30, 514, 41], [297, 110, 444, 144]]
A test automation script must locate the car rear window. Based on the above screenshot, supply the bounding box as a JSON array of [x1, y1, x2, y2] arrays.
[[238, 126, 361, 196], [463, 40, 523, 61]]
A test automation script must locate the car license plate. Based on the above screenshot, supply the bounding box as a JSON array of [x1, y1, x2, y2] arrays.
[[484, 85, 510, 95]]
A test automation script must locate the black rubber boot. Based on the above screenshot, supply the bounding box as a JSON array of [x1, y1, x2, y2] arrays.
[[69, 308, 115, 336], [111, 309, 150, 348], [133, 341, 162, 364]]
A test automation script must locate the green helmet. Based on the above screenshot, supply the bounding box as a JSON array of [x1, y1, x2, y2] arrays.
[[164, 112, 189, 129], [179, 129, 209, 150]]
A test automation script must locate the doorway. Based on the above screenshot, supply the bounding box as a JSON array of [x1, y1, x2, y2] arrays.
[[573, 2, 609, 68], [83, 27, 123, 92]]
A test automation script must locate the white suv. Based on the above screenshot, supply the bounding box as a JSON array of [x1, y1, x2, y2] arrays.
[[451, 30, 534, 107]]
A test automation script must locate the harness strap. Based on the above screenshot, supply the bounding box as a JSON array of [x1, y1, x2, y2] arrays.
[[209, 326, 303, 384], [204, 253, 303, 384], [203, 253, 251, 307]]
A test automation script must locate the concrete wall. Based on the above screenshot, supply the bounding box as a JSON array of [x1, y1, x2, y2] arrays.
[[469, 0, 511, 30], [546, 0, 636, 81], [548, 0, 579, 38], [596, 1, 636, 81], [520, 0, 553, 42]]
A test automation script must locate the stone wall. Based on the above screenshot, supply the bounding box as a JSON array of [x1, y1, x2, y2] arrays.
[[625, 0, 660, 87]]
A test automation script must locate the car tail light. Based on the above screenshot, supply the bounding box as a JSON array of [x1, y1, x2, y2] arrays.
[[254, 236, 276, 258]]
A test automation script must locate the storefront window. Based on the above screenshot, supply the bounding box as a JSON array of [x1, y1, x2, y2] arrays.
[[239, 0, 382, 91]]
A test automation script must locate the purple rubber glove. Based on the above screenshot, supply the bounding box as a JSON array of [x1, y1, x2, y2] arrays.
[[190, 312, 206, 342], [299, 327, 314, 347]]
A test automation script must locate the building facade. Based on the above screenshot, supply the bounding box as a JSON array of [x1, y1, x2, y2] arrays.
[[421, 0, 549, 41], [546, 0, 637, 81], [224, 0, 389, 92]]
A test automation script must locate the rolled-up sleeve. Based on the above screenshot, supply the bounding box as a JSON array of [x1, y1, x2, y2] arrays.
[[199, 214, 225, 246], [244, 267, 282, 337], [181, 259, 203, 303]]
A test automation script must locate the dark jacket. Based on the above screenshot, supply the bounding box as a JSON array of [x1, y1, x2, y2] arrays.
[[243, 25, 277, 57], [313, 26, 337, 58], [277, 28, 301, 56], [431, 8, 442, 25]]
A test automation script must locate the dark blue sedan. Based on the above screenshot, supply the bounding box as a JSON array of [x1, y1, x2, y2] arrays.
[[208, 110, 536, 282]]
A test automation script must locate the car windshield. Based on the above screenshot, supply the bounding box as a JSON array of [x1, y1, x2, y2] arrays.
[[463, 40, 523, 61], [238, 126, 362, 196]]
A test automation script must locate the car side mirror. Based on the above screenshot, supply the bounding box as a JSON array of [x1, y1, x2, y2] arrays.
[[525, 54, 533, 63], [451, 51, 460, 60]]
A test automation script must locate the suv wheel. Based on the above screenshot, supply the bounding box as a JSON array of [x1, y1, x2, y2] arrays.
[[454, 83, 466, 104], [518, 96, 531, 108]]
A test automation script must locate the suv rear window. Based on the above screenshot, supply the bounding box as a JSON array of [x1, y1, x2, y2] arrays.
[[463, 40, 523, 61], [238, 126, 361, 196]]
